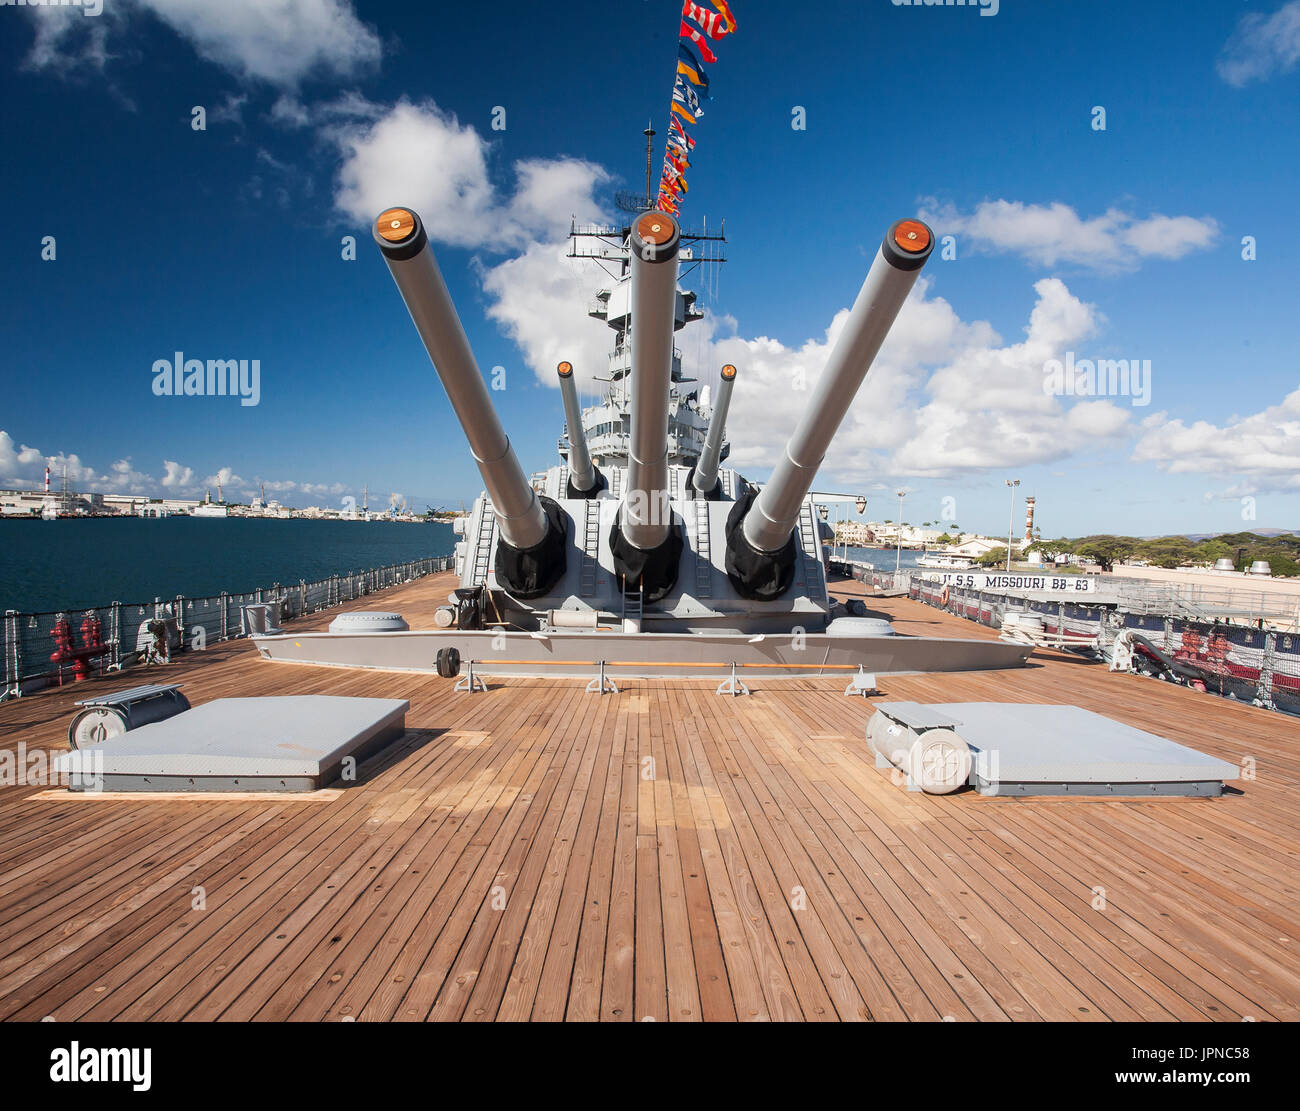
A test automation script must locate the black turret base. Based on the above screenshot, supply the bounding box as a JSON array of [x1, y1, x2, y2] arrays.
[[723, 487, 797, 601], [494, 496, 568, 600], [565, 466, 607, 500], [608, 518, 683, 603], [681, 462, 724, 501]]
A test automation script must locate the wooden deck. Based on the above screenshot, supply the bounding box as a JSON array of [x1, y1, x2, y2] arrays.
[[1, 570, 1297, 1022]]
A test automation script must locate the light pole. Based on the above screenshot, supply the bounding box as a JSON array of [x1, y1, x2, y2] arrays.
[[1005, 478, 1020, 571], [895, 490, 905, 573]]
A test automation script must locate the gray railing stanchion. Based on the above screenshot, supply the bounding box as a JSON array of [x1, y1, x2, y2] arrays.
[[110, 602, 121, 670], [1258, 631, 1277, 710], [3, 610, 15, 700]]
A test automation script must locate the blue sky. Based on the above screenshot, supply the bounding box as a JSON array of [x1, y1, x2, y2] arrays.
[[2, 0, 1298, 537]]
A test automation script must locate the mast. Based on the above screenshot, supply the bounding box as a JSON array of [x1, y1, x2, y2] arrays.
[[644, 122, 655, 208]]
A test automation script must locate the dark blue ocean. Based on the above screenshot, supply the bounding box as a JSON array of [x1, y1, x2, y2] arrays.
[[0, 517, 456, 615]]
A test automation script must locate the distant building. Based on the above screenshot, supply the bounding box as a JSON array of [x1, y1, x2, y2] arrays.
[[0, 489, 104, 517], [948, 537, 1009, 559]]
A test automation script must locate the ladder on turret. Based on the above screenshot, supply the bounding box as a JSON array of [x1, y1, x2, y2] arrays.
[[797, 502, 823, 592], [579, 499, 601, 597], [621, 577, 643, 629], [471, 499, 496, 586], [693, 501, 712, 597]]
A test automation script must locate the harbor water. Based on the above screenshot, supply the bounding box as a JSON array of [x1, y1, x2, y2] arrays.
[[835, 546, 924, 572], [0, 518, 456, 615]]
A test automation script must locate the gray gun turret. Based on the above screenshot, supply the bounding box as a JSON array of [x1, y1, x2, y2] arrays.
[[373, 206, 566, 598], [726, 218, 934, 600]]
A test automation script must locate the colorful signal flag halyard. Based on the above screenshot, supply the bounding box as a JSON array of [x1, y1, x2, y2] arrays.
[[655, 2, 739, 214]]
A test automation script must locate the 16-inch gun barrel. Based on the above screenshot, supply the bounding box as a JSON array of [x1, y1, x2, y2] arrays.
[[609, 210, 685, 601], [622, 211, 680, 550], [374, 207, 565, 597], [728, 219, 934, 599], [692, 363, 737, 496]]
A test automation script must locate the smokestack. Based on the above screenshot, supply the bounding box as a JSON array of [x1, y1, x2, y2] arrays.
[[373, 207, 565, 597], [44, 466, 50, 494], [691, 364, 736, 498], [1024, 496, 1036, 543], [556, 361, 601, 496], [727, 219, 934, 600], [609, 210, 684, 601]]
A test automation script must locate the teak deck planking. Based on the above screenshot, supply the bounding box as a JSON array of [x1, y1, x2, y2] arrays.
[[0, 569, 1296, 1022]]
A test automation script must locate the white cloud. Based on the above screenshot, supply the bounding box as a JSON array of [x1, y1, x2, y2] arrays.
[[710, 277, 1130, 481], [160, 460, 194, 488], [3, 436, 370, 504], [202, 466, 245, 492], [21, 0, 381, 87], [1218, 1, 1300, 86], [1133, 387, 1300, 492], [0, 432, 43, 483], [269, 90, 383, 129], [920, 199, 1219, 270], [105, 458, 153, 490], [332, 99, 609, 250], [479, 241, 613, 388]]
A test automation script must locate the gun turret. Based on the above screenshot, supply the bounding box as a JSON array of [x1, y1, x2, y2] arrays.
[[608, 211, 684, 601], [556, 361, 603, 496], [690, 363, 736, 498], [374, 207, 566, 598], [726, 219, 934, 600]]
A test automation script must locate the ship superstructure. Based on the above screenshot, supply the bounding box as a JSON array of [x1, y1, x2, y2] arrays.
[[562, 208, 725, 470]]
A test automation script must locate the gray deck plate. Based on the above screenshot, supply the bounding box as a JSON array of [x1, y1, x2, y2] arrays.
[[912, 703, 1240, 797], [55, 696, 408, 792], [873, 701, 965, 730]]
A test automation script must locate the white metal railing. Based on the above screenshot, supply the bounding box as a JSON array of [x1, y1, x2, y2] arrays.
[[2, 555, 456, 699]]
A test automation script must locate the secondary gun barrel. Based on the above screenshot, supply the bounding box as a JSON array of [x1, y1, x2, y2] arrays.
[[743, 219, 934, 555], [556, 360, 598, 494], [621, 210, 681, 551], [373, 207, 548, 551], [692, 363, 737, 495]]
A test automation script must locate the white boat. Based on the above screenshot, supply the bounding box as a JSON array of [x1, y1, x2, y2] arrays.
[[915, 552, 975, 570]]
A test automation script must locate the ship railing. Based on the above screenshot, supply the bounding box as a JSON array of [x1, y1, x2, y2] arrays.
[[1, 555, 456, 700], [608, 344, 682, 367]]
